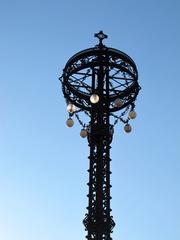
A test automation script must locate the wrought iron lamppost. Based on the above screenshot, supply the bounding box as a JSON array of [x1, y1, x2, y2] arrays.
[[59, 31, 141, 240]]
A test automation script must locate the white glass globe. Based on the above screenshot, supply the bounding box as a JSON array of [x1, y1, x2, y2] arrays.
[[124, 123, 132, 133], [66, 118, 74, 127], [90, 94, 99, 104], [129, 110, 137, 119], [67, 103, 76, 113], [114, 98, 123, 108], [80, 129, 87, 138]]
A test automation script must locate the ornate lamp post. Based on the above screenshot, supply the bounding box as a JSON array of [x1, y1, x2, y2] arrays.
[[59, 31, 141, 240]]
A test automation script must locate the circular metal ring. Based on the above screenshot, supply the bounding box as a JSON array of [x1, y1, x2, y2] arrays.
[[61, 46, 140, 112]]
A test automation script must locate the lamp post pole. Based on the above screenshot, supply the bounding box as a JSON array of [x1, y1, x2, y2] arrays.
[[60, 31, 140, 240]]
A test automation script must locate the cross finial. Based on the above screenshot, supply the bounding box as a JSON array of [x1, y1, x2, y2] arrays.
[[94, 31, 108, 46]]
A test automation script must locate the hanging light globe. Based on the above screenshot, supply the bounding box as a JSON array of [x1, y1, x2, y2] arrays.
[[67, 103, 76, 113], [129, 110, 136, 119], [80, 129, 88, 138], [114, 98, 123, 108], [66, 118, 74, 127], [124, 123, 132, 133], [90, 94, 99, 104]]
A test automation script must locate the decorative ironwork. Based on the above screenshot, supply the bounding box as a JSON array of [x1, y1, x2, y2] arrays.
[[60, 31, 141, 240], [94, 30, 108, 46]]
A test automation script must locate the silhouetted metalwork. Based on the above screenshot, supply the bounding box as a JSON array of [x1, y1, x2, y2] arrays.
[[60, 31, 141, 240]]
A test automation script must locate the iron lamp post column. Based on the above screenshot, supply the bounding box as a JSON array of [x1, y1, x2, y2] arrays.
[[60, 31, 141, 240]]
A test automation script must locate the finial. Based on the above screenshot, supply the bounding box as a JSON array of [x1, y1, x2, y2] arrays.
[[94, 31, 108, 45]]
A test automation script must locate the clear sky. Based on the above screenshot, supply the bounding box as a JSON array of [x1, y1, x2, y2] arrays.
[[0, 0, 180, 240]]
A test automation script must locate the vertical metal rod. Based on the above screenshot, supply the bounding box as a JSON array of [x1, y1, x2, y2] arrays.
[[84, 54, 115, 240]]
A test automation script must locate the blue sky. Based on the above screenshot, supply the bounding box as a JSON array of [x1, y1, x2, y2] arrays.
[[0, 1, 180, 240]]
